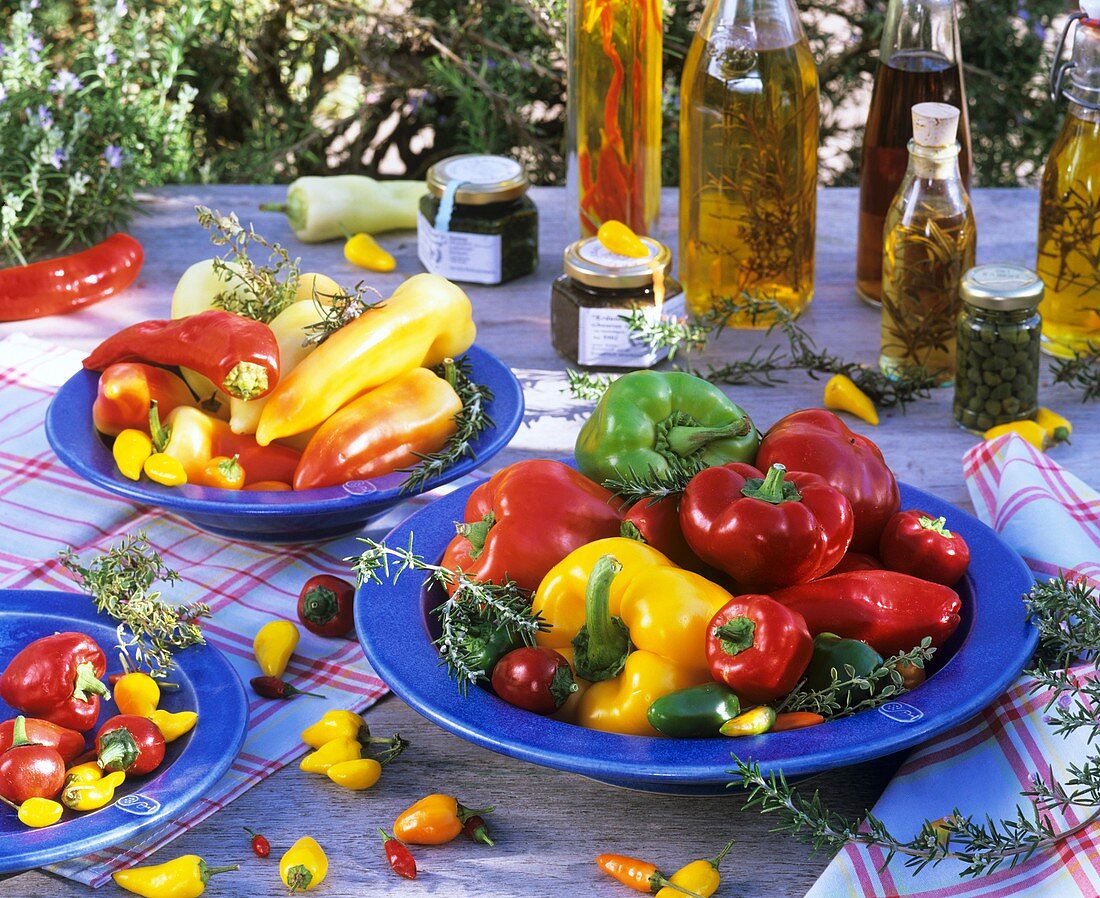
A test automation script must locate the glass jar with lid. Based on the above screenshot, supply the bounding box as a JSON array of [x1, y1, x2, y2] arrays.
[[418, 154, 539, 285], [953, 264, 1044, 432], [551, 236, 684, 368]]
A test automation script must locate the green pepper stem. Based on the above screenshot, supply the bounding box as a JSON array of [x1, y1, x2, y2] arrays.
[[258, 202, 288, 213], [148, 401, 170, 453], [199, 862, 239, 883], [301, 586, 338, 625], [222, 361, 269, 401], [571, 555, 631, 682], [664, 418, 751, 458], [456, 802, 495, 823], [918, 515, 953, 538], [740, 464, 801, 504], [619, 520, 645, 542], [710, 839, 736, 870], [10, 716, 31, 748], [714, 617, 756, 657], [456, 513, 495, 560], [97, 728, 138, 772], [73, 661, 110, 702], [652, 875, 710, 898]]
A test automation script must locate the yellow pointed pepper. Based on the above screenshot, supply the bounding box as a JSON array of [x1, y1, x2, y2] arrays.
[[301, 710, 368, 748], [63, 770, 126, 811], [114, 672, 161, 717], [17, 796, 63, 828], [532, 539, 731, 736], [326, 758, 383, 791], [255, 273, 476, 445], [823, 373, 879, 426], [144, 452, 188, 486], [597, 220, 648, 258], [654, 842, 734, 898], [299, 736, 361, 774], [151, 709, 198, 742], [983, 420, 1049, 450], [113, 856, 238, 898], [113, 429, 153, 481], [1036, 407, 1072, 443], [280, 837, 328, 892], [344, 233, 396, 272], [254, 620, 300, 678]]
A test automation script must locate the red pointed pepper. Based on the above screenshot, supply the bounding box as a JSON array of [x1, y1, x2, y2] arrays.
[[440, 460, 624, 593], [757, 409, 900, 554], [92, 363, 198, 437], [680, 462, 854, 592], [0, 632, 110, 732], [0, 718, 85, 764], [0, 717, 67, 804], [95, 714, 166, 776], [879, 510, 971, 586]]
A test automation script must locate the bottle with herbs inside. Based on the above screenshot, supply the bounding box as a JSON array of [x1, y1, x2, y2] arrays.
[[880, 102, 976, 386], [568, 0, 662, 238], [679, 0, 819, 325], [1037, 5, 1100, 359], [856, 0, 971, 306]]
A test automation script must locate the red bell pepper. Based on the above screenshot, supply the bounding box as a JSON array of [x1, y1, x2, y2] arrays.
[[297, 575, 356, 638], [879, 510, 971, 586], [830, 552, 884, 575], [680, 462, 854, 592], [769, 570, 962, 655], [440, 460, 624, 593], [0, 717, 85, 764], [620, 495, 708, 573], [706, 595, 813, 704], [0, 632, 110, 732], [96, 714, 166, 776], [0, 717, 67, 804], [757, 409, 900, 554], [83, 309, 281, 401], [92, 363, 198, 437]]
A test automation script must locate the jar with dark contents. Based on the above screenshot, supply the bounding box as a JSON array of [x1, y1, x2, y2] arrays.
[[417, 154, 538, 285], [953, 264, 1044, 433], [551, 236, 684, 368]]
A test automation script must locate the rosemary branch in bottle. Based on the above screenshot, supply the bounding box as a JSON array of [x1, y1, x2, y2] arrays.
[[57, 533, 209, 677]]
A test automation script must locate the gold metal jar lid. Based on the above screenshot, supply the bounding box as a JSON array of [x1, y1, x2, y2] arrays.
[[960, 264, 1045, 312], [563, 237, 672, 289], [426, 154, 529, 205]]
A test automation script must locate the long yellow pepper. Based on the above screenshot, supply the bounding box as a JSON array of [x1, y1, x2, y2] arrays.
[[255, 274, 476, 445], [113, 856, 238, 898]]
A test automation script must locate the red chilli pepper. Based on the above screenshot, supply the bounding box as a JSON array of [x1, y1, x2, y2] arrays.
[[0, 717, 67, 804], [379, 829, 417, 880], [250, 676, 325, 700], [462, 815, 494, 847], [83, 309, 281, 401], [92, 363, 197, 437], [0, 632, 110, 732], [95, 714, 166, 776], [245, 827, 271, 858], [879, 510, 971, 586], [297, 576, 356, 638], [0, 233, 144, 322]]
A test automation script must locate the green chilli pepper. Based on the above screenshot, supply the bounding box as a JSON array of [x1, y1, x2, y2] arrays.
[[574, 371, 759, 487], [646, 683, 742, 738], [467, 625, 521, 682], [804, 632, 884, 706]]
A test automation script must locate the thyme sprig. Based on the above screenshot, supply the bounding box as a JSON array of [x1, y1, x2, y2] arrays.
[[399, 357, 494, 494], [348, 535, 545, 693], [732, 575, 1100, 878], [778, 638, 936, 718], [58, 534, 209, 677], [303, 285, 386, 346], [565, 369, 613, 402], [1049, 349, 1100, 403]]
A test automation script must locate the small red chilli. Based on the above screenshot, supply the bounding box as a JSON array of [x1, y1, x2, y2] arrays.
[[379, 829, 417, 880], [245, 827, 271, 858]]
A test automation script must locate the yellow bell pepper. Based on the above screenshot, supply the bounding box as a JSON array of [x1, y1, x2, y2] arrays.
[[301, 710, 368, 748], [1036, 407, 1072, 444], [113, 429, 153, 481], [344, 233, 396, 272], [254, 620, 299, 678], [280, 837, 328, 892], [63, 770, 126, 811], [255, 273, 476, 445], [17, 796, 63, 828], [596, 220, 648, 258], [151, 709, 198, 742], [113, 855, 238, 898], [532, 539, 731, 736], [654, 842, 734, 898], [144, 452, 188, 486], [823, 373, 879, 426], [983, 419, 1049, 451], [114, 672, 161, 717], [326, 758, 382, 791], [299, 736, 361, 774]]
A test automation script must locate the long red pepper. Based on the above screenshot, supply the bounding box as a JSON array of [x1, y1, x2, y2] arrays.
[[379, 829, 417, 880], [83, 309, 280, 401], [0, 233, 144, 321]]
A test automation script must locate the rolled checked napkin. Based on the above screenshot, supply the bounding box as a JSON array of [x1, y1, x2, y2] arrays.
[[807, 433, 1100, 898]]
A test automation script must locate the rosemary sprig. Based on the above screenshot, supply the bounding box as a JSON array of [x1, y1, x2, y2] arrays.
[[565, 369, 613, 402], [399, 357, 494, 494], [732, 575, 1100, 878], [600, 456, 708, 505], [302, 285, 386, 346], [57, 534, 209, 677], [348, 535, 545, 693], [777, 638, 936, 718], [1049, 350, 1100, 403]]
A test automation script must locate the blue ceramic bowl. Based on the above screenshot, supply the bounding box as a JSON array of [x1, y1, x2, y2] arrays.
[[355, 479, 1038, 795], [0, 589, 248, 873], [45, 345, 524, 543]]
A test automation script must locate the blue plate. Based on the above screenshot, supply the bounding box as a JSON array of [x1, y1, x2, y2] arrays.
[[45, 345, 524, 543], [355, 480, 1038, 795], [0, 589, 248, 873]]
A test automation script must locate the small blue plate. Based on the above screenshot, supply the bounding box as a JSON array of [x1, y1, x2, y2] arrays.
[[0, 589, 248, 873], [45, 345, 524, 543], [355, 480, 1038, 795]]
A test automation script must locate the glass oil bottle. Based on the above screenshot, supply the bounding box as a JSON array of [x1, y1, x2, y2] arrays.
[[880, 102, 976, 385], [857, 0, 971, 306], [568, 0, 663, 238], [678, 0, 819, 326], [1037, 6, 1100, 358]]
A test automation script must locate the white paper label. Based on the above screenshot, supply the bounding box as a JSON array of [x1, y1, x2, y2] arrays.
[[418, 211, 503, 285], [577, 292, 687, 368]]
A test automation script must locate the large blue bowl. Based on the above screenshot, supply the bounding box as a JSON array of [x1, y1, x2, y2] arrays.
[[0, 589, 248, 873], [45, 345, 524, 543], [355, 479, 1038, 795]]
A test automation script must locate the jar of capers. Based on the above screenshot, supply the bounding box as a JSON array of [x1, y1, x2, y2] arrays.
[[954, 264, 1044, 433]]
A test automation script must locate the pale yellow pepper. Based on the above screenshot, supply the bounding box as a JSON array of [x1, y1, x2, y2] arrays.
[[344, 233, 396, 272], [280, 837, 328, 892], [299, 737, 361, 775], [301, 710, 368, 749], [823, 373, 879, 426], [254, 620, 300, 678], [113, 429, 153, 481], [151, 709, 198, 742]]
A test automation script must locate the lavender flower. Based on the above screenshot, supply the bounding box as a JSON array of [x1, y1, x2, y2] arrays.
[[115, 0, 128, 15], [27, 34, 42, 60], [49, 70, 84, 94], [34, 104, 52, 128], [50, 148, 68, 169], [103, 144, 123, 169], [0, 85, 6, 104]]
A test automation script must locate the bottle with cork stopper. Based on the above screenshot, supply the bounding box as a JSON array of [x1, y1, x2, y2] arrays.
[[880, 101, 976, 386]]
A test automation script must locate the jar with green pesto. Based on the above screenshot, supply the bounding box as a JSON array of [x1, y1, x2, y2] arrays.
[[953, 264, 1044, 432], [417, 154, 538, 285]]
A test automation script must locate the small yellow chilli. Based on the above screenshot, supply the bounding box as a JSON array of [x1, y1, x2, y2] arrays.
[[326, 758, 383, 791], [18, 797, 63, 828]]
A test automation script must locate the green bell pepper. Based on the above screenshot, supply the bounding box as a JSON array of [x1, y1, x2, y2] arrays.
[[574, 371, 759, 487], [804, 632, 884, 707], [646, 683, 742, 738]]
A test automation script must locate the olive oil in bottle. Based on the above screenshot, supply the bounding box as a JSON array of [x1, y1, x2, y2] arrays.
[[880, 103, 976, 384], [679, 0, 819, 326]]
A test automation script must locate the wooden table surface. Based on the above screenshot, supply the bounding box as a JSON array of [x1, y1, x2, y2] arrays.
[[4, 185, 1094, 898]]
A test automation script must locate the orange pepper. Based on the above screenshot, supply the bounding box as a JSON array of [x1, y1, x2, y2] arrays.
[[198, 455, 245, 490], [162, 406, 299, 486], [392, 794, 493, 846], [92, 363, 196, 437]]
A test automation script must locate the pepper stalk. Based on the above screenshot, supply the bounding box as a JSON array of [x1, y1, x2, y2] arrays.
[[571, 555, 632, 682]]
